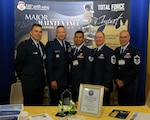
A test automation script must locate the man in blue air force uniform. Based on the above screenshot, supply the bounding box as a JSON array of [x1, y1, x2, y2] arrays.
[[92, 31, 116, 105], [114, 30, 140, 106], [46, 25, 71, 105], [70, 30, 93, 102], [15, 23, 46, 105]]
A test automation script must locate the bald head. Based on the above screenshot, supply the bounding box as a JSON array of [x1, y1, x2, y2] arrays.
[[119, 30, 130, 47]]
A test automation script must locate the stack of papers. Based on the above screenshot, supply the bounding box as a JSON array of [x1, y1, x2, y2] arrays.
[[0, 104, 23, 120], [129, 112, 150, 120]]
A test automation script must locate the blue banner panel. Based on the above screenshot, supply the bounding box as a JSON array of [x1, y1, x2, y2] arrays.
[[129, 0, 149, 105], [0, 0, 15, 104]]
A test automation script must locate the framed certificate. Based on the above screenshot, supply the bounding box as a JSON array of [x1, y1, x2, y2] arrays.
[[77, 84, 104, 117]]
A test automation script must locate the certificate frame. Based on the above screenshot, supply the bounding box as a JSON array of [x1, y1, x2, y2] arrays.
[[77, 84, 104, 117]]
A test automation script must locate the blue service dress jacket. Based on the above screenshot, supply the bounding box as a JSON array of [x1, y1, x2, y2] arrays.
[[46, 38, 71, 87], [70, 45, 93, 92], [114, 44, 140, 89], [15, 38, 46, 89], [92, 45, 116, 89]]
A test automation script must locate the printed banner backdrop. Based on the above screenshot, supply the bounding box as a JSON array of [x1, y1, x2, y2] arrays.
[[14, 0, 148, 105], [14, 0, 130, 50], [93, 0, 130, 49]]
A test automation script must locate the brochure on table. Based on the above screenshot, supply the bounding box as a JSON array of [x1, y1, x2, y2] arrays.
[[0, 104, 23, 119], [108, 109, 130, 119], [29, 113, 53, 120], [129, 112, 150, 120]]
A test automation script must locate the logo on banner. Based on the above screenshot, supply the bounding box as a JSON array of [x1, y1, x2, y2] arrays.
[[17, 1, 26, 11], [17, 1, 49, 11]]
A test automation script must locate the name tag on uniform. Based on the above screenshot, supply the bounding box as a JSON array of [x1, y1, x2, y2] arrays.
[[73, 60, 79, 66], [118, 59, 125, 65], [33, 52, 38, 54]]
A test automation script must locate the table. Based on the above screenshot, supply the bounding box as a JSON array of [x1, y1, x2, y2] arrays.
[[24, 106, 150, 120]]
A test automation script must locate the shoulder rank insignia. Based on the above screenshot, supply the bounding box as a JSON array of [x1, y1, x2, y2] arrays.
[[134, 55, 140, 65], [111, 55, 116, 64]]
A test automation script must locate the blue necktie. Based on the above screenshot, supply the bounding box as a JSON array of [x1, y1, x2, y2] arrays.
[[61, 41, 66, 51], [120, 48, 124, 54], [74, 48, 79, 55], [37, 43, 43, 56]]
